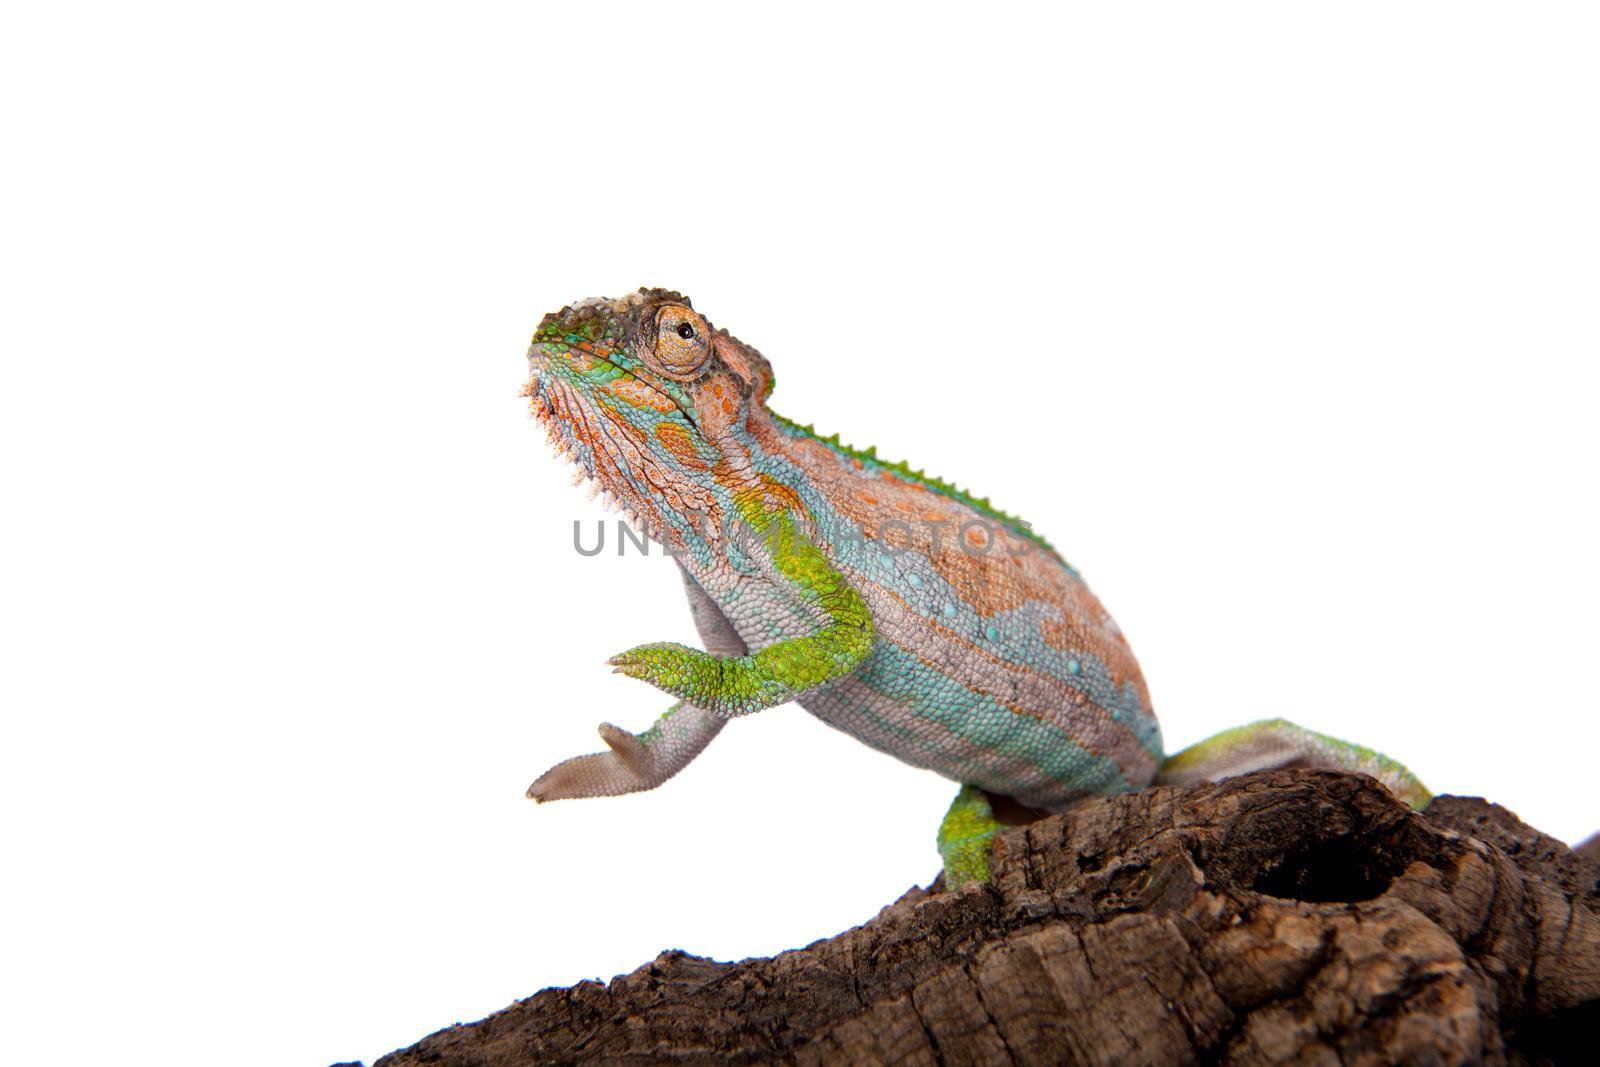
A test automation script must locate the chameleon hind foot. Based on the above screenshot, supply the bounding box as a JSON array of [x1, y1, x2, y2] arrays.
[[936, 784, 1001, 888]]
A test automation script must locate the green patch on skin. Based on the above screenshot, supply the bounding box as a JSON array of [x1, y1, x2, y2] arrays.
[[768, 411, 1069, 568], [937, 784, 999, 887], [634, 703, 680, 747], [547, 339, 701, 426], [608, 488, 875, 717], [534, 313, 624, 348], [1160, 718, 1433, 809]]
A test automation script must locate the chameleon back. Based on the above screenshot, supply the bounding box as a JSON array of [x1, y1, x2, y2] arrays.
[[733, 412, 1166, 811]]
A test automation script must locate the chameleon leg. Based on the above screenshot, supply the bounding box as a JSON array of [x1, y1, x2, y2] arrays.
[[527, 701, 724, 802], [608, 502, 875, 718], [528, 568, 740, 803], [1155, 717, 1431, 808], [937, 784, 1001, 888]]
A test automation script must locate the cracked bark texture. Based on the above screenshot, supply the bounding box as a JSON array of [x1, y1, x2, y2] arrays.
[[364, 770, 1599, 1066]]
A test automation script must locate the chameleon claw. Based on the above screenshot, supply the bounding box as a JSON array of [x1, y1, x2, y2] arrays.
[[605, 647, 649, 675], [598, 721, 651, 775]]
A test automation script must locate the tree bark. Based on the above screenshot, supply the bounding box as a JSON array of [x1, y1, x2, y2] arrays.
[[364, 770, 1599, 1066]]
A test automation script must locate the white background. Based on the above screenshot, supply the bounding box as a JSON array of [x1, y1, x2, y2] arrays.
[[4, 4, 1597, 1065]]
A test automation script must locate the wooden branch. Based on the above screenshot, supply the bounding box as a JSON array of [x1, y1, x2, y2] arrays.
[[360, 770, 1599, 1066]]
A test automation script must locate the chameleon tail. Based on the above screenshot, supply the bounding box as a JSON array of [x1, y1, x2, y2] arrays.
[[1154, 717, 1431, 808]]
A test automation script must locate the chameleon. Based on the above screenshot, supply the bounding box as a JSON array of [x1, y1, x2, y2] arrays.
[[521, 288, 1430, 887]]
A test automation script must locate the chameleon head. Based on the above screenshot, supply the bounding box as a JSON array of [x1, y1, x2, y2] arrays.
[[524, 288, 774, 532]]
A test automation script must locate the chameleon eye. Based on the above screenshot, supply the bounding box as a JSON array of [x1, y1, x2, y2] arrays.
[[652, 305, 712, 381]]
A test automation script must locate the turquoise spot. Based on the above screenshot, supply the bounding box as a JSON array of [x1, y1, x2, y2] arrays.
[[1067, 659, 1081, 675], [879, 554, 894, 569], [942, 603, 957, 618], [907, 573, 923, 587], [985, 625, 1000, 641]]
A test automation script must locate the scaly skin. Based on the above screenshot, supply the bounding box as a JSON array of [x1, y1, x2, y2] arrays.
[[522, 289, 1430, 887]]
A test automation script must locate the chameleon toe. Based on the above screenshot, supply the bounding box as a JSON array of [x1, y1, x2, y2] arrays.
[[598, 722, 652, 775]]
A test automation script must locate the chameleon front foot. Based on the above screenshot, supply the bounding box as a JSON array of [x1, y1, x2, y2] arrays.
[[526, 722, 653, 802], [607, 642, 782, 718], [526, 702, 726, 802]]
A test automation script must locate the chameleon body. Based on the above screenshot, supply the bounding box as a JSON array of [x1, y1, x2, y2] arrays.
[[524, 289, 1430, 886]]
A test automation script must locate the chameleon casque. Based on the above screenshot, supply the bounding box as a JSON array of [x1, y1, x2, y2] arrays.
[[522, 288, 1430, 886]]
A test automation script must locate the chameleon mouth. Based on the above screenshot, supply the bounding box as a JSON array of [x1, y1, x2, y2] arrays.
[[527, 339, 700, 432], [525, 368, 652, 523], [523, 342, 692, 527]]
